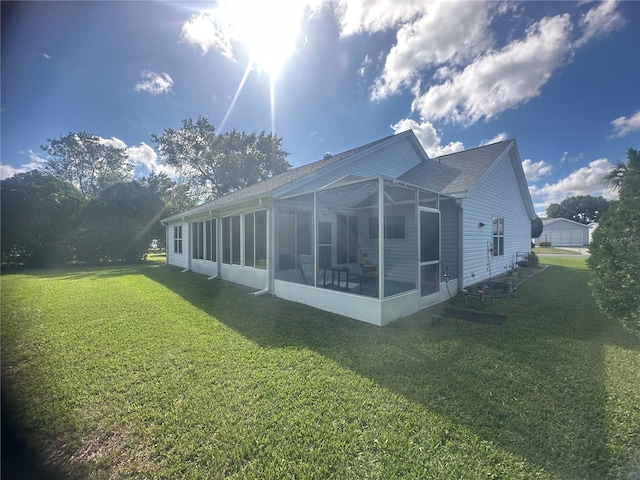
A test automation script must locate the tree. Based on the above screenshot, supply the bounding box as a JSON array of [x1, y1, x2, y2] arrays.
[[531, 216, 543, 239], [137, 172, 196, 247], [588, 148, 640, 335], [546, 195, 609, 224], [42, 132, 133, 198], [75, 182, 166, 264], [152, 117, 290, 201], [1, 170, 86, 267]]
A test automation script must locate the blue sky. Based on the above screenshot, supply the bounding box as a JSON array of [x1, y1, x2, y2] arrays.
[[2, 0, 639, 215]]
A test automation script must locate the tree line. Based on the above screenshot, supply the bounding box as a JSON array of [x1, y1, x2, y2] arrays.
[[1, 117, 289, 267]]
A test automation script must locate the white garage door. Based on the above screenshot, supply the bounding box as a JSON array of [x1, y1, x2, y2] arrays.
[[549, 230, 584, 246]]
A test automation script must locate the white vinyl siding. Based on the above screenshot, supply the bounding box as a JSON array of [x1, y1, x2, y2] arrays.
[[383, 204, 417, 286], [540, 229, 586, 246], [460, 151, 531, 288], [440, 198, 459, 278], [536, 219, 588, 246], [166, 221, 189, 269]]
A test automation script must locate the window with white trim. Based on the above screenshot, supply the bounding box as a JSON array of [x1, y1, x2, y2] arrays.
[[173, 225, 182, 254], [492, 216, 504, 256]]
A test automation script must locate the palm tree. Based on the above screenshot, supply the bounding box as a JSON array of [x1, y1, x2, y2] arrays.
[[603, 161, 627, 191]]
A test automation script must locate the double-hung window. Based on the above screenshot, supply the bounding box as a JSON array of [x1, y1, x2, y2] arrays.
[[492, 216, 504, 256], [173, 226, 183, 254]]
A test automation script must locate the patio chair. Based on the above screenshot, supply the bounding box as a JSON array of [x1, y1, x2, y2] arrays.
[[298, 254, 316, 286]]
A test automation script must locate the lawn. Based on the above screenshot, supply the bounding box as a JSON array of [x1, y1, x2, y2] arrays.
[[2, 256, 639, 479], [533, 247, 582, 255]]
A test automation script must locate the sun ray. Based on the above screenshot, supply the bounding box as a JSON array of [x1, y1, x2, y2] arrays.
[[220, 62, 253, 132]]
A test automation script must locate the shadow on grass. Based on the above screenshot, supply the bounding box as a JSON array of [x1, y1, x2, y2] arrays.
[[139, 263, 638, 478]]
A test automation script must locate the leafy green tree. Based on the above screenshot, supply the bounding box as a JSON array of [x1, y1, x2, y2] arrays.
[[1, 170, 86, 267], [76, 182, 166, 264], [137, 172, 196, 248], [152, 117, 290, 201], [42, 132, 133, 198], [588, 148, 640, 334], [546, 195, 609, 224]]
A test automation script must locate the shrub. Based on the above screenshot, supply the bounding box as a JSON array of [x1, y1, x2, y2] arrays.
[[588, 148, 640, 335]]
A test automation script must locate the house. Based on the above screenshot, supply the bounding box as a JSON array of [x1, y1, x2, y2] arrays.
[[161, 130, 536, 326], [534, 217, 589, 247], [587, 222, 598, 244]]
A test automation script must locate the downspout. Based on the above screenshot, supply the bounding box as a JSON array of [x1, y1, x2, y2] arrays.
[[455, 198, 464, 291], [253, 197, 271, 296], [378, 177, 384, 299], [161, 220, 168, 265]]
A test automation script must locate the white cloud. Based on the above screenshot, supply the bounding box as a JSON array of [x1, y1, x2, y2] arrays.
[[180, 1, 307, 76], [0, 164, 24, 180], [99, 136, 127, 150], [42, 53, 52, 60], [412, 14, 572, 126], [522, 159, 553, 181], [135, 70, 174, 95], [391, 118, 464, 157], [0, 150, 48, 180], [480, 132, 508, 146], [181, 11, 234, 58], [371, 1, 497, 100], [357, 54, 372, 78], [127, 142, 158, 170], [529, 158, 617, 209], [574, 0, 625, 47], [333, 0, 426, 37], [610, 110, 640, 139]]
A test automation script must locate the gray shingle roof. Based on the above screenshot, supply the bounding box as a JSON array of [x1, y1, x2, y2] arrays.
[[399, 140, 513, 195], [162, 132, 398, 222]]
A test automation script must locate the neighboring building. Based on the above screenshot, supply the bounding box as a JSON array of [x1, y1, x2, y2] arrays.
[[588, 222, 598, 244], [162, 130, 536, 326], [534, 218, 589, 247]]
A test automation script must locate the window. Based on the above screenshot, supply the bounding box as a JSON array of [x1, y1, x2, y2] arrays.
[[222, 216, 231, 264], [192, 221, 205, 260], [255, 210, 267, 269], [369, 216, 405, 239], [277, 209, 311, 271], [493, 216, 504, 256], [245, 213, 255, 267], [231, 215, 241, 264], [173, 225, 182, 254], [223, 212, 265, 268], [337, 215, 358, 264], [206, 219, 216, 261]]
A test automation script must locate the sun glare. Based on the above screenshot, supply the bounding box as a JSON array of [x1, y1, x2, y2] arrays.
[[186, 1, 307, 133], [218, 0, 305, 79]]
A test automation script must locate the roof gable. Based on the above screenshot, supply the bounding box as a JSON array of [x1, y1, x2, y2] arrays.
[[399, 139, 535, 219], [542, 217, 588, 228]]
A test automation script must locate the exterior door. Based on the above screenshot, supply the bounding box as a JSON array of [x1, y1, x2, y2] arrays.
[[318, 218, 336, 269], [420, 210, 440, 299]]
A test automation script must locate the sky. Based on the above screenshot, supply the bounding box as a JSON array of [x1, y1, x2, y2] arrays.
[[2, 0, 639, 216]]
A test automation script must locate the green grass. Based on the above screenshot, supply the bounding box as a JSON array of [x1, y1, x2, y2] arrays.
[[533, 247, 583, 255], [2, 257, 639, 479]]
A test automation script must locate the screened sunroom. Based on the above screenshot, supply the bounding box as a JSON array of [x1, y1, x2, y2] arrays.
[[272, 176, 459, 326]]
